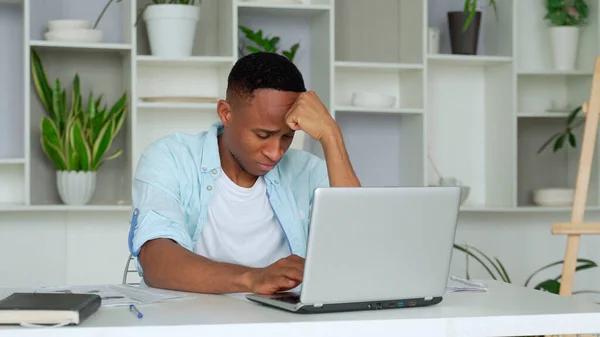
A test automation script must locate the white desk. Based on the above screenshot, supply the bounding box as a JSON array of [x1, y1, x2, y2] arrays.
[[1, 280, 600, 337]]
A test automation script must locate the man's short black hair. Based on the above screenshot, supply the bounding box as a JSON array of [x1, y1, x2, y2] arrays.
[[226, 52, 306, 100]]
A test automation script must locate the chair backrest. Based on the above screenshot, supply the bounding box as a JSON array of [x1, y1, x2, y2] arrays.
[[122, 253, 141, 286]]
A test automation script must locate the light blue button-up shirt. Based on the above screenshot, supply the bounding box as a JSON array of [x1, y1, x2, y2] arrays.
[[128, 121, 329, 276]]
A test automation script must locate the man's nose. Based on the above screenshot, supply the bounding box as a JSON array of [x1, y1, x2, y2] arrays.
[[263, 139, 284, 162]]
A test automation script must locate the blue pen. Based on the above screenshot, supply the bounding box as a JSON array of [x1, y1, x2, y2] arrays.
[[129, 304, 143, 319]]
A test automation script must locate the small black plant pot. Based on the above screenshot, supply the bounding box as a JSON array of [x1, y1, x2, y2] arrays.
[[447, 11, 482, 55]]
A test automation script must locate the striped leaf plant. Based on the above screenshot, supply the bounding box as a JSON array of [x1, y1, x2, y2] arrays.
[[31, 49, 127, 172]]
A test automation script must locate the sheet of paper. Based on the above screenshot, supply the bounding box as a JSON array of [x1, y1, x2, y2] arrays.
[[35, 285, 138, 307], [35, 284, 195, 307], [446, 276, 489, 293]]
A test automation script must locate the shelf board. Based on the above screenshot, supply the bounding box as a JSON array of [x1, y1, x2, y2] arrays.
[[0, 158, 24, 165], [460, 206, 600, 213], [335, 106, 423, 115], [517, 69, 593, 76], [427, 54, 512, 66], [137, 101, 218, 110], [237, 2, 330, 18], [29, 40, 132, 53], [0, 204, 131, 212], [136, 55, 235, 67], [335, 61, 423, 71], [517, 112, 572, 118]]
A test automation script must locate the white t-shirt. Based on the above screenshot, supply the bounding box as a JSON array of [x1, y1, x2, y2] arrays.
[[194, 171, 291, 268]]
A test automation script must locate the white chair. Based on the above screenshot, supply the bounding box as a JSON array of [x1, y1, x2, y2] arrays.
[[122, 253, 141, 286]]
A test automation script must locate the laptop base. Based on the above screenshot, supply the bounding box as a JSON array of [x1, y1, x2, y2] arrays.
[[246, 293, 443, 314]]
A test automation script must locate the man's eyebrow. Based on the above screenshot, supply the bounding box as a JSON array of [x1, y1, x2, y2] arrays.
[[252, 128, 281, 134]]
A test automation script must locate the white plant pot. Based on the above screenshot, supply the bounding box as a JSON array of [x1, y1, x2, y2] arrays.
[[549, 26, 580, 71], [144, 4, 201, 57], [56, 171, 97, 205]]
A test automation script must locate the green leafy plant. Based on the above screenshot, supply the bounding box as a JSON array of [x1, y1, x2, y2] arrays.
[[545, 0, 589, 26], [453, 243, 600, 297], [462, 0, 498, 32], [135, 0, 201, 26], [537, 105, 584, 154], [31, 49, 127, 172], [238, 25, 300, 62]]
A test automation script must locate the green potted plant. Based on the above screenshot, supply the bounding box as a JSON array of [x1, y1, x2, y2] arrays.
[[545, 0, 588, 71], [454, 243, 600, 298], [137, 0, 202, 57], [447, 0, 497, 55], [533, 106, 584, 207], [238, 25, 300, 62], [537, 106, 583, 154], [31, 49, 127, 205]]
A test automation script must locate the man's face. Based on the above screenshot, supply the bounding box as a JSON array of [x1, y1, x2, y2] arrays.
[[221, 89, 301, 176]]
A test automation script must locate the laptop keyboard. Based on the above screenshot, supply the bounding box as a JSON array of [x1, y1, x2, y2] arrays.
[[272, 293, 301, 304]]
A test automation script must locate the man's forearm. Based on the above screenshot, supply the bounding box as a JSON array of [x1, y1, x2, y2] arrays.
[[139, 238, 254, 293], [320, 126, 361, 187]]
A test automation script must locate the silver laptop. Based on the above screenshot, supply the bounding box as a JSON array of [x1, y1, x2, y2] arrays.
[[246, 186, 461, 314]]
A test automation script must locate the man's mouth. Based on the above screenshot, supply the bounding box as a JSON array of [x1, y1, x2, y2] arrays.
[[258, 163, 276, 171]]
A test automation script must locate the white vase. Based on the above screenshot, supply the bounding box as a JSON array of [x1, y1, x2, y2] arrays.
[[56, 171, 97, 205], [143, 4, 201, 57], [549, 26, 580, 71]]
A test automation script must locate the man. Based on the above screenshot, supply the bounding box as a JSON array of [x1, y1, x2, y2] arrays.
[[128, 52, 360, 295]]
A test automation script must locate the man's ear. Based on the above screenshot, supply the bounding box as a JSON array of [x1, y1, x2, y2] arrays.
[[217, 99, 233, 126]]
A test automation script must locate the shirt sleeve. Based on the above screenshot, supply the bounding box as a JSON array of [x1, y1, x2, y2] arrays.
[[128, 139, 193, 271], [309, 158, 329, 211]]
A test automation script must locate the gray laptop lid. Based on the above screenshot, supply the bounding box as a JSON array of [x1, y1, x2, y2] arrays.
[[300, 186, 461, 305]]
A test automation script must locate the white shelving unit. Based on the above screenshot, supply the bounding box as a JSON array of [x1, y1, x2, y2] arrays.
[[1, 0, 600, 212]]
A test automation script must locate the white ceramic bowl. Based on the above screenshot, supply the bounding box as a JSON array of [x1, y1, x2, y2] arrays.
[[45, 29, 103, 43], [351, 92, 396, 109], [48, 20, 91, 31], [533, 188, 574, 207]]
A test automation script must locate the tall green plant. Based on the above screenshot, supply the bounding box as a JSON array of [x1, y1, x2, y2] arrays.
[[462, 0, 498, 32], [238, 25, 300, 62], [454, 243, 600, 297], [31, 49, 127, 172], [545, 0, 589, 26]]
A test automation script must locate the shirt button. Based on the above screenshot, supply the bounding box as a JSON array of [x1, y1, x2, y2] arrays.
[[211, 169, 218, 174], [207, 185, 213, 191], [202, 167, 207, 171], [274, 180, 279, 184]]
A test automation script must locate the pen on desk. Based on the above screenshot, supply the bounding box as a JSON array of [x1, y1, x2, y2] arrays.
[[129, 304, 143, 319]]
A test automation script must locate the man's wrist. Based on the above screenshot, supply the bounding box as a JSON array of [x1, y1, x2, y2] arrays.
[[240, 268, 256, 292], [319, 124, 342, 147]]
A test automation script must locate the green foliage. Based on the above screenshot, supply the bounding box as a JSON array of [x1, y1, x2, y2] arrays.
[[462, 0, 498, 32], [31, 49, 127, 172], [537, 106, 584, 154], [238, 25, 300, 62], [545, 0, 589, 26], [453, 243, 600, 297]]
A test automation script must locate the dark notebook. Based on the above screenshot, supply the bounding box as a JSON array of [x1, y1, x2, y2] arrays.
[[0, 292, 101, 325]]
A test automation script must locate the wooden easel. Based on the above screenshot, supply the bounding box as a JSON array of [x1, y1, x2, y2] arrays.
[[548, 56, 600, 337]]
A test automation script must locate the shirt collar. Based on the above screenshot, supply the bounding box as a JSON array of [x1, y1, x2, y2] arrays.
[[201, 120, 281, 184]]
